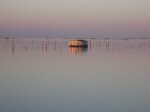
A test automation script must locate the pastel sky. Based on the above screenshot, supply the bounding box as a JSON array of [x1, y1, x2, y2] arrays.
[[0, 0, 150, 34]]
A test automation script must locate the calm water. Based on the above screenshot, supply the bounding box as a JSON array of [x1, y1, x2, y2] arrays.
[[0, 38, 150, 112]]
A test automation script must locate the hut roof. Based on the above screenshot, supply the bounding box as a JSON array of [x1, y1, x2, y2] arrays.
[[70, 39, 87, 42]]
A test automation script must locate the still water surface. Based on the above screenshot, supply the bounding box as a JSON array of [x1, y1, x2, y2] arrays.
[[0, 38, 150, 112]]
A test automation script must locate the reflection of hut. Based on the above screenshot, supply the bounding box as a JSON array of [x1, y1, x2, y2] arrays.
[[69, 39, 88, 47], [69, 47, 88, 55]]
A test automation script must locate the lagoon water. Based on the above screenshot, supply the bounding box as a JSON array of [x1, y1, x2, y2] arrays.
[[0, 38, 150, 112]]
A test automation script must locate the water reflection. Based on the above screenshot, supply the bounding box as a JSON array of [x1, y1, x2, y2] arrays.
[[69, 47, 88, 55], [0, 38, 150, 56], [0, 38, 150, 112]]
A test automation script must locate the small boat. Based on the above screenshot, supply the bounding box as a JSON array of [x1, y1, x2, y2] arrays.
[[69, 39, 88, 47]]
